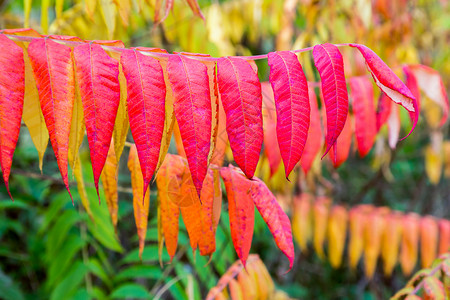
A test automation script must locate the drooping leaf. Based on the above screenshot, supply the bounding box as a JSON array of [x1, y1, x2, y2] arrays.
[[237, 268, 257, 300], [72, 156, 93, 221], [156, 155, 180, 261], [217, 57, 263, 179], [100, 142, 119, 231], [300, 85, 322, 174], [327, 205, 348, 268], [419, 216, 438, 268], [364, 208, 389, 279], [180, 195, 202, 253], [349, 76, 376, 157], [328, 112, 353, 168], [115, 0, 131, 27], [185, 0, 205, 20], [229, 278, 243, 300], [73, 43, 120, 200], [210, 94, 228, 166], [268, 51, 310, 178], [292, 193, 313, 252], [121, 49, 166, 198], [313, 197, 331, 260], [387, 102, 401, 149], [168, 54, 212, 198], [425, 144, 443, 185], [348, 206, 370, 269], [261, 82, 281, 176], [376, 92, 392, 131], [438, 219, 450, 256], [381, 212, 403, 277], [407, 64, 448, 127], [220, 166, 255, 266], [350, 44, 417, 138], [312, 43, 349, 157], [67, 72, 85, 172], [250, 178, 294, 271], [402, 65, 421, 124], [0, 35, 25, 199], [400, 213, 420, 276], [28, 38, 75, 201], [423, 276, 446, 300], [128, 144, 150, 259]]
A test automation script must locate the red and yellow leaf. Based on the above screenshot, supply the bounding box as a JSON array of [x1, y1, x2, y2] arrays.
[[420, 216, 438, 268], [328, 112, 353, 168], [185, 0, 205, 20], [292, 193, 313, 252], [168, 54, 211, 198], [313, 43, 349, 157], [121, 49, 166, 198], [220, 166, 255, 266], [327, 205, 348, 268], [300, 85, 322, 174], [0, 35, 24, 199], [350, 44, 417, 138], [100, 142, 119, 230], [350, 76, 376, 157], [268, 51, 310, 178], [381, 212, 403, 277], [313, 197, 331, 260], [438, 219, 450, 256], [128, 144, 150, 259], [28, 38, 75, 201], [250, 178, 295, 271], [217, 57, 263, 179], [348, 206, 371, 269], [73, 43, 120, 200], [363, 208, 388, 278]]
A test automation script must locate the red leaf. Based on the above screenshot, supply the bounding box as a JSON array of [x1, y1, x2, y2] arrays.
[[73, 43, 120, 200], [349, 76, 376, 157], [0, 35, 24, 199], [300, 85, 322, 174], [407, 64, 448, 127], [168, 54, 211, 198], [250, 178, 294, 271], [402, 65, 421, 124], [313, 43, 349, 157], [261, 81, 281, 176], [121, 49, 166, 199], [268, 51, 310, 178], [217, 57, 263, 179], [328, 113, 353, 168], [376, 93, 392, 131], [185, 0, 205, 20], [219, 166, 254, 266], [28, 38, 75, 202], [350, 44, 417, 138]]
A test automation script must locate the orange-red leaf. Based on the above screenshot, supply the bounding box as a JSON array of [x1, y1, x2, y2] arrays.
[[438, 219, 449, 256], [350, 76, 376, 157], [28, 38, 75, 202], [300, 85, 322, 174], [217, 57, 263, 179], [168, 54, 211, 198], [250, 178, 294, 271], [121, 49, 166, 199], [268, 51, 310, 178], [0, 35, 24, 199], [185, 0, 205, 20], [220, 166, 255, 266], [73, 42, 120, 201], [313, 43, 349, 157], [327, 112, 353, 168], [376, 92, 392, 131], [128, 144, 150, 259]]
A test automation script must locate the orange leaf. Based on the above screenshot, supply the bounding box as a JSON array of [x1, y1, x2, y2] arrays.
[[292, 193, 313, 252], [420, 216, 439, 268], [381, 212, 403, 277], [327, 205, 348, 268], [228, 278, 244, 300], [400, 213, 420, 276], [128, 144, 150, 259], [100, 142, 119, 230], [363, 208, 389, 278], [220, 166, 255, 266], [237, 270, 257, 300], [348, 205, 373, 269], [438, 219, 450, 256]]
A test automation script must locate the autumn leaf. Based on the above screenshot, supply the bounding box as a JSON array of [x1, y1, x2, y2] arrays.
[[376, 92, 392, 131], [327, 112, 353, 168], [67, 72, 85, 172], [387, 102, 401, 149], [128, 144, 150, 259], [400, 213, 420, 276], [292, 193, 313, 252], [250, 178, 295, 271], [438, 219, 449, 256], [348, 206, 371, 269], [121, 49, 166, 199], [168, 54, 212, 198], [28, 38, 75, 202], [327, 205, 348, 268], [381, 212, 403, 277], [100, 142, 119, 230], [402, 65, 421, 124], [73, 42, 120, 201], [363, 208, 389, 279], [313, 197, 331, 260], [268, 51, 310, 178], [350, 76, 376, 157], [313, 43, 349, 157], [217, 57, 263, 179], [419, 216, 438, 268], [220, 166, 255, 266], [0, 34, 24, 199]]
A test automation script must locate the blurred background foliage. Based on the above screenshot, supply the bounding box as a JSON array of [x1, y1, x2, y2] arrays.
[[0, 0, 449, 299]]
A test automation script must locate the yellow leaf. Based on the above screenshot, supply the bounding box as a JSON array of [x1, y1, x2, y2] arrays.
[[100, 0, 117, 39], [381, 212, 403, 277], [313, 197, 330, 260], [237, 269, 257, 300], [327, 205, 348, 268], [41, 0, 50, 34], [292, 193, 312, 252], [68, 70, 85, 172], [112, 63, 129, 163], [425, 144, 443, 185], [364, 208, 389, 279], [114, 0, 131, 27], [128, 144, 150, 259], [85, 0, 97, 20], [400, 213, 420, 276], [101, 142, 119, 230], [56, 0, 64, 19], [73, 157, 94, 221], [24, 0, 32, 28]]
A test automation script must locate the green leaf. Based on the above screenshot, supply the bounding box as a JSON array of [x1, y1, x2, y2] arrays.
[[121, 245, 170, 264], [87, 258, 112, 288], [110, 284, 150, 299], [0, 269, 25, 300], [114, 265, 162, 282], [50, 261, 88, 300], [46, 209, 82, 259], [39, 192, 70, 235]]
